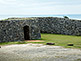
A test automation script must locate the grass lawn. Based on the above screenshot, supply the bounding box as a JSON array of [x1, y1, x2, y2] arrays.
[[41, 33, 81, 48], [0, 33, 81, 48]]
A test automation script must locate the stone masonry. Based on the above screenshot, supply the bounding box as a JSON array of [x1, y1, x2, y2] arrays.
[[0, 18, 41, 42], [0, 17, 81, 42], [36, 17, 81, 35]]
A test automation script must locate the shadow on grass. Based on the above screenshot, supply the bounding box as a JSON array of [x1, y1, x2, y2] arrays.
[[17, 41, 27, 44], [31, 38, 45, 40]]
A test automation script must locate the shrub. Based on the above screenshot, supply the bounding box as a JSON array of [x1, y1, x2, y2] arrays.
[[64, 16, 69, 19]]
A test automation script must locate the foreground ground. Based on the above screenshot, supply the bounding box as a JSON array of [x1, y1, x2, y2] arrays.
[[0, 43, 81, 61]]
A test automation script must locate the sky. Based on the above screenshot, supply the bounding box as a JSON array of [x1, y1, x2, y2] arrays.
[[0, 0, 81, 15]]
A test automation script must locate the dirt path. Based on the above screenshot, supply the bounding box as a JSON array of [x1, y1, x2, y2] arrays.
[[0, 43, 81, 61], [25, 40, 44, 42]]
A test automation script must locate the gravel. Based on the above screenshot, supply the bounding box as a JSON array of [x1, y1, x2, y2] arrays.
[[0, 43, 81, 61]]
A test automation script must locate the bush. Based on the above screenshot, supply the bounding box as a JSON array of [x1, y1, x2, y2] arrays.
[[64, 16, 69, 19]]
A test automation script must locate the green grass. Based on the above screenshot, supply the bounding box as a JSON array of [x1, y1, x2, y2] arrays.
[[0, 42, 18, 45], [41, 33, 81, 48], [0, 41, 44, 46], [0, 33, 81, 48]]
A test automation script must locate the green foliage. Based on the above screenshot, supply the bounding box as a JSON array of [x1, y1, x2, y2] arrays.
[[64, 16, 69, 19]]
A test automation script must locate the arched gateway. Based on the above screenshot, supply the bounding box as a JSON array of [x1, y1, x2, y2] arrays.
[[23, 26, 30, 40]]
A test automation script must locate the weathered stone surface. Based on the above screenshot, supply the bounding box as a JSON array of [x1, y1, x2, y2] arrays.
[[67, 43, 74, 46], [46, 43, 55, 45], [0, 17, 81, 42], [0, 18, 41, 42], [36, 17, 81, 36]]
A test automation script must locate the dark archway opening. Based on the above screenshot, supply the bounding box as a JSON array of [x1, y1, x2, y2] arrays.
[[23, 26, 30, 40]]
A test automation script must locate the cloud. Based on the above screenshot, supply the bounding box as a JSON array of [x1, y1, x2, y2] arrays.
[[0, 0, 81, 7], [0, 0, 16, 4], [0, 0, 81, 15]]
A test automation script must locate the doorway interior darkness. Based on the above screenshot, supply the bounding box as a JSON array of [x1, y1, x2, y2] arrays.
[[23, 26, 30, 40]]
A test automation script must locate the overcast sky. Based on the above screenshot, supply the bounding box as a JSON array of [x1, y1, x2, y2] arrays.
[[0, 0, 81, 15]]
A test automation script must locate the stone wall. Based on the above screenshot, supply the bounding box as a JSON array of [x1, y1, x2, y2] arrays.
[[36, 17, 81, 36], [0, 17, 81, 42], [0, 19, 41, 42]]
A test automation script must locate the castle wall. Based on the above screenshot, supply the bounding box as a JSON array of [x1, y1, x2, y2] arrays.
[[36, 17, 81, 35], [0, 20, 41, 42], [0, 17, 81, 42]]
